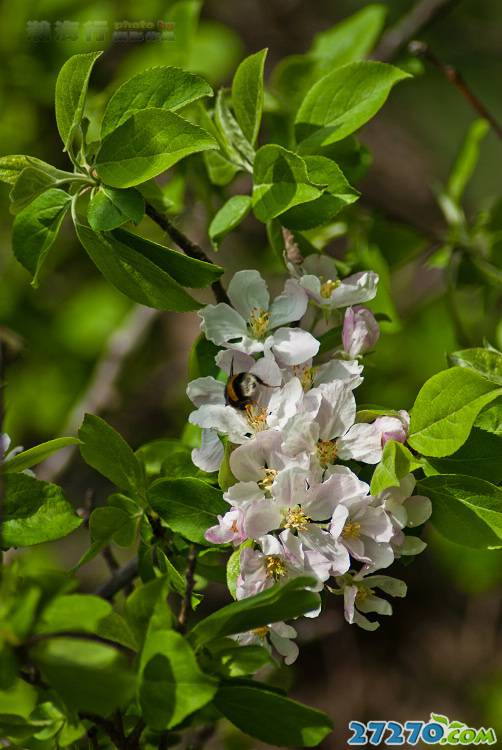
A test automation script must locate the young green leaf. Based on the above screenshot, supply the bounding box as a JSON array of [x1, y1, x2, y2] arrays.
[[188, 335, 220, 381], [87, 186, 144, 231], [446, 119, 489, 204], [3, 473, 82, 547], [9, 167, 57, 214], [226, 541, 252, 600], [252, 145, 323, 222], [408, 367, 502, 457], [75, 223, 201, 311], [188, 576, 320, 648], [209, 195, 252, 249], [295, 61, 410, 150], [214, 682, 333, 747], [1, 437, 80, 474], [101, 66, 213, 138], [476, 400, 502, 435], [125, 577, 172, 646], [79, 413, 144, 493], [449, 347, 502, 386], [12, 188, 71, 286], [95, 108, 217, 188], [311, 4, 386, 69], [139, 630, 217, 730], [55, 51, 103, 152], [0, 155, 71, 186], [214, 90, 255, 170], [148, 478, 227, 545], [370, 440, 422, 495], [231, 49, 268, 146], [282, 155, 359, 229], [419, 475, 502, 549], [424, 428, 502, 484], [204, 149, 240, 186], [111, 227, 223, 288]]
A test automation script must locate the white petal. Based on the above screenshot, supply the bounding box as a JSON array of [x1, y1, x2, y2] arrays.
[[244, 499, 282, 539], [302, 254, 339, 279], [404, 495, 432, 527], [269, 279, 308, 328], [362, 575, 407, 598], [228, 269, 270, 320], [192, 429, 224, 473], [224, 481, 265, 506], [186, 377, 225, 407], [271, 328, 320, 366], [199, 303, 248, 347], [360, 507, 394, 543], [269, 630, 299, 665], [337, 422, 382, 464], [357, 594, 392, 616], [329, 504, 349, 540], [398, 535, 427, 555], [189, 404, 250, 443], [343, 585, 357, 623], [315, 358, 364, 390], [327, 271, 379, 308], [251, 353, 283, 387], [216, 349, 255, 375], [272, 466, 309, 508], [267, 377, 304, 430], [315, 381, 356, 441], [323, 465, 370, 506], [281, 413, 319, 456], [299, 274, 323, 302], [360, 539, 394, 573]]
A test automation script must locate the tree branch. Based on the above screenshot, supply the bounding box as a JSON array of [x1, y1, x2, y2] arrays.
[[145, 202, 230, 305], [409, 41, 502, 140], [178, 544, 197, 634], [373, 0, 462, 61], [94, 557, 139, 600]]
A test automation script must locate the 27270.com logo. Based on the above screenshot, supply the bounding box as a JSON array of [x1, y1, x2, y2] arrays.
[[348, 714, 497, 746]]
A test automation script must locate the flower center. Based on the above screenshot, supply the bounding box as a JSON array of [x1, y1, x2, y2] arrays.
[[248, 306, 270, 339], [355, 585, 374, 604], [342, 521, 361, 539], [258, 468, 278, 491], [283, 506, 311, 532], [251, 625, 270, 638], [317, 439, 338, 467], [265, 555, 287, 580], [230, 520, 239, 533], [245, 404, 268, 432], [293, 365, 314, 391], [320, 278, 341, 299]]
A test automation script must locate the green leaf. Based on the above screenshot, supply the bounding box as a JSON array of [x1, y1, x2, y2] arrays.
[[214, 90, 255, 170], [12, 188, 71, 286], [30, 638, 135, 716], [370, 440, 421, 495], [188, 334, 220, 381], [1, 437, 80, 474], [204, 149, 239, 186], [95, 108, 217, 188], [148, 478, 227, 545], [449, 347, 502, 386], [3, 473, 82, 548], [0, 155, 70, 186], [209, 195, 252, 249], [295, 61, 410, 150], [101, 66, 213, 138], [218, 440, 237, 492], [226, 542, 252, 600], [446, 119, 489, 203], [75, 223, 201, 311], [476, 400, 502, 435], [55, 52, 103, 151], [282, 155, 359, 229], [87, 186, 144, 231], [214, 682, 333, 747], [111, 227, 223, 288], [408, 367, 502, 457], [252, 145, 323, 222], [419, 475, 502, 550], [9, 167, 56, 214], [139, 629, 217, 730], [311, 4, 386, 69], [79, 413, 144, 493], [188, 576, 320, 648], [126, 577, 172, 645], [425, 428, 502, 484], [231, 49, 268, 146]]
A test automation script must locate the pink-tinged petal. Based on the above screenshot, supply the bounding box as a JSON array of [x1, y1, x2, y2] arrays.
[[192, 429, 224, 473], [359, 507, 394, 543], [271, 466, 309, 508], [338, 422, 382, 464], [404, 495, 432, 527], [342, 536, 369, 562], [315, 381, 356, 441], [342, 306, 380, 357], [282, 413, 319, 456], [300, 525, 349, 574], [205, 509, 245, 545], [269, 279, 308, 328], [323, 465, 370, 506], [328, 271, 379, 308], [224, 481, 265, 507], [315, 358, 364, 390], [267, 377, 304, 429], [228, 269, 270, 321], [244, 499, 282, 539], [373, 415, 409, 446], [259, 534, 284, 556], [360, 539, 394, 573], [251, 353, 283, 387], [343, 585, 358, 623], [216, 349, 255, 375], [230, 431, 282, 481], [269, 629, 299, 665], [186, 376, 225, 407], [271, 328, 320, 366], [299, 274, 323, 301]]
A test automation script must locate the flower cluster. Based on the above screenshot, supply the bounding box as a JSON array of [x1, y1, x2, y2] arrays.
[[187, 261, 431, 662]]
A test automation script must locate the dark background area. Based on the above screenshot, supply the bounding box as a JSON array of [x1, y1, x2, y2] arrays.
[[1, 1, 501, 746]]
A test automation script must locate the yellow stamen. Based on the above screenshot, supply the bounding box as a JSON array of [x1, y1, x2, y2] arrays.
[[293, 365, 315, 391], [251, 626, 270, 638], [342, 521, 361, 539], [258, 468, 278, 491], [283, 506, 311, 532], [355, 585, 374, 604], [320, 278, 341, 299], [245, 404, 268, 432], [249, 307, 270, 339], [317, 439, 338, 467], [265, 555, 287, 580], [230, 520, 239, 533]]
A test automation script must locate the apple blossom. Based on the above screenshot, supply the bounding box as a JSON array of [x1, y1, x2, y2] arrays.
[[342, 306, 380, 357]]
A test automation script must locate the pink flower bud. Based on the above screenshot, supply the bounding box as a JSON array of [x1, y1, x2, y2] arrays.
[[342, 306, 380, 357], [374, 410, 410, 447]]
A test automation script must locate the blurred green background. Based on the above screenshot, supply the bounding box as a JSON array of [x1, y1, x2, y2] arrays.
[[1, 0, 501, 746]]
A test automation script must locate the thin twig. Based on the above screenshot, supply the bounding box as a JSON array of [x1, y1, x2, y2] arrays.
[[145, 202, 230, 305], [102, 545, 120, 574], [94, 556, 139, 600], [178, 544, 197, 634], [39, 305, 160, 482], [126, 718, 146, 750], [25, 631, 136, 660], [87, 725, 100, 750], [409, 41, 502, 140], [373, 0, 462, 61], [81, 714, 125, 749]]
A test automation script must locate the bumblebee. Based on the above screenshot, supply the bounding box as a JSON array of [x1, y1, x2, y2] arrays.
[[225, 371, 265, 410]]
